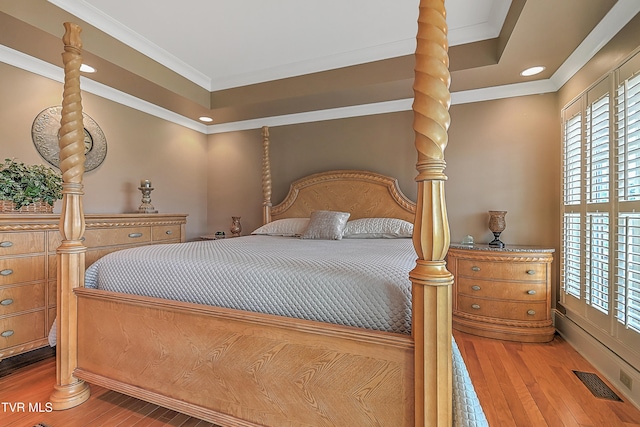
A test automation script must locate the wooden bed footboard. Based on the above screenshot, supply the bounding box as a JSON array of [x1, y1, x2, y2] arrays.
[[74, 288, 414, 427]]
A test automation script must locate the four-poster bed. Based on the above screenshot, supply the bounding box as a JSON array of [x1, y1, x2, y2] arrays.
[[50, 2, 480, 426]]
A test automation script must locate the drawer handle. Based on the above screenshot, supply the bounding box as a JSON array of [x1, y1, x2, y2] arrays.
[[471, 304, 481, 310], [0, 298, 13, 306], [527, 310, 536, 315], [471, 266, 480, 272], [165, 230, 173, 235], [128, 233, 143, 238], [471, 285, 481, 291], [0, 241, 13, 248], [527, 290, 537, 295], [1, 330, 14, 338], [526, 270, 536, 275], [0, 269, 13, 276]]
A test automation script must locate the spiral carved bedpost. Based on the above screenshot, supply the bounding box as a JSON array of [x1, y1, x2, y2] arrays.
[[50, 22, 91, 410], [410, 1, 452, 426], [262, 126, 272, 224]]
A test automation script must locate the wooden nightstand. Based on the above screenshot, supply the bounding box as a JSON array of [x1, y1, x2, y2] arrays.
[[448, 244, 555, 343]]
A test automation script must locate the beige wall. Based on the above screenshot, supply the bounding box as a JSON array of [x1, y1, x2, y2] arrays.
[[206, 112, 418, 236], [447, 94, 561, 248], [206, 96, 561, 250], [1, 62, 209, 240]]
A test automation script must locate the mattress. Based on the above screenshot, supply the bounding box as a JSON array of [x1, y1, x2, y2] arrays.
[[84, 235, 415, 334]]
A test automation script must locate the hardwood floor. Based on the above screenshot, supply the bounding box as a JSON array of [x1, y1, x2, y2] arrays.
[[454, 330, 640, 426], [1, 334, 639, 426], [0, 357, 220, 426]]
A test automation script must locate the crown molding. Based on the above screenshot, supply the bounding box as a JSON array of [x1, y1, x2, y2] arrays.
[[550, 0, 640, 89], [0, 44, 207, 134], [2, 0, 637, 135]]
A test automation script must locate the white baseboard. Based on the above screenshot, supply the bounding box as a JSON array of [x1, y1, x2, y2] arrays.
[[555, 310, 640, 409]]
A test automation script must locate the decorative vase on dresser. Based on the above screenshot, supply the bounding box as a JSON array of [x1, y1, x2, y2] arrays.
[[0, 213, 187, 361], [448, 243, 555, 343]]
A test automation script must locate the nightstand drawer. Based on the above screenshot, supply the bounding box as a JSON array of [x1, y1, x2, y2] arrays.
[[152, 225, 181, 242], [457, 259, 546, 281], [0, 256, 45, 286], [458, 295, 547, 321], [0, 231, 45, 255], [457, 277, 546, 301], [0, 310, 45, 350], [0, 283, 45, 315]]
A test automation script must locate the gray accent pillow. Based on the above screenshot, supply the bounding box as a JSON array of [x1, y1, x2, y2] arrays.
[[301, 210, 351, 240], [342, 217, 413, 238]]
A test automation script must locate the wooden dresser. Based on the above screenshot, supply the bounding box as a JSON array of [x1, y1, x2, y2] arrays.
[[0, 213, 187, 361], [448, 244, 555, 343]]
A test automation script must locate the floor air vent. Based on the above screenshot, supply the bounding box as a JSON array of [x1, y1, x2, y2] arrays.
[[573, 370, 623, 401]]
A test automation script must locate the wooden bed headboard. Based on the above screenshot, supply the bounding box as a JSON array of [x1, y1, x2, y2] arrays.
[[270, 169, 416, 222]]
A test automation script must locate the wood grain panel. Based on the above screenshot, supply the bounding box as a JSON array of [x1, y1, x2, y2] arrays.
[[0, 231, 45, 256], [0, 283, 45, 315], [457, 295, 547, 321], [0, 256, 45, 286], [456, 277, 547, 301], [151, 224, 182, 242], [76, 288, 414, 427], [457, 258, 547, 281], [0, 310, 45, 350], [271, 170, 416, 223]]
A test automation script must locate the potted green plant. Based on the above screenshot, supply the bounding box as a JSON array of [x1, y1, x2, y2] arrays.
[[0, 158, 63, 213]]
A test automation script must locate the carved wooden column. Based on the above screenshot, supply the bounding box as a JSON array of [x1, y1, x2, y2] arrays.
[[261, 126, 272, 224], [410, 1, 452, 425], [50, 22, 91, 410]]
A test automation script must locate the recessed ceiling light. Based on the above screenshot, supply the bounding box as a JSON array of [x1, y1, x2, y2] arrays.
[[520, 66, 545, 77], [199, 116, 213, 123], [80, 64, 96, 73]]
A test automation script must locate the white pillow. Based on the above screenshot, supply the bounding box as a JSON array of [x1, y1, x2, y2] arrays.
[[251, 218, 310, 236], [300, 210, 350, 240], [342, 217, 413, 238]]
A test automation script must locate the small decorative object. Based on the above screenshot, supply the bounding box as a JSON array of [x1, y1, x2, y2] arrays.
[[137, 179, 158, 214], [230, 216, 242, 237], [0, 158, 62, 213], [31, 106, 107, 171], [488, 210, 507, 248], [461, 234, 474, 245], [214, 231, 226, 239]]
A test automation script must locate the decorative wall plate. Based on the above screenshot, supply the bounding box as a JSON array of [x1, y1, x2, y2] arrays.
[[31, 106, 107, 172]]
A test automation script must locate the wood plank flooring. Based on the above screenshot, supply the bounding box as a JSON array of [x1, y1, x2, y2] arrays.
[[454, 330, 640, 426], [1, 333, 639, 426]]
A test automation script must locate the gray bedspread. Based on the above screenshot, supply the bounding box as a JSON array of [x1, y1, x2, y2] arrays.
[[51, 235, 488, 426], [86, 236, 415, 334]]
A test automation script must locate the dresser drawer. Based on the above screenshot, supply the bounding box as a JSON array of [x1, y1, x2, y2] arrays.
[[457, 277, 546, 301], [457, 295, 547, 321], [49, 226, 152, 249], [457, 258, 547, 281], [0, 256, 45, 286], [152, 224, 181, 242], [0, 231, 45, 255], [0, 310, 45, 350], [0, 283, 45, 315]]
